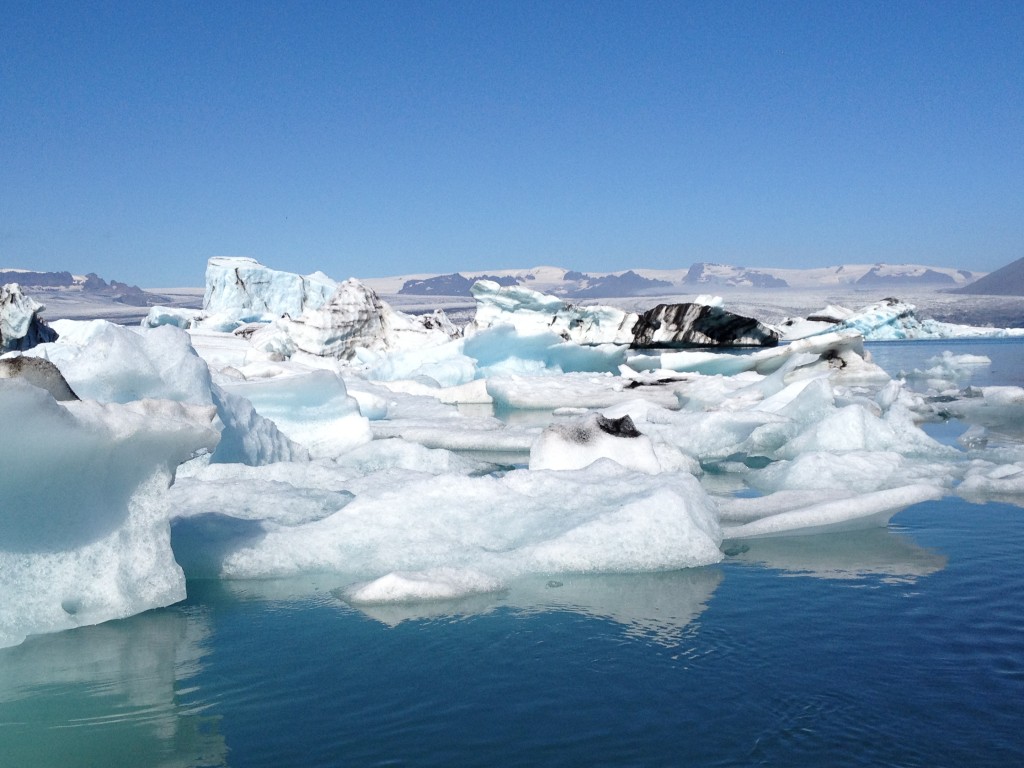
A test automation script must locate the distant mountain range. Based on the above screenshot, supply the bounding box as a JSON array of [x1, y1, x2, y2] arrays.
[[5, 259, 1016, 309], [0, 269, 166, 306], [376, 261, 991, 299]]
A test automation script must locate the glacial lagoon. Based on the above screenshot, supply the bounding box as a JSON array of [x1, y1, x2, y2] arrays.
[[2, 339, 1023, 766]]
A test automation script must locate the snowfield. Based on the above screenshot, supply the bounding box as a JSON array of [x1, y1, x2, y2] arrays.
[[2, 257, 1024, 647]]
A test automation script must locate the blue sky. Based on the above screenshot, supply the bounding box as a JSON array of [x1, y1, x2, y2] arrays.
[[2, 1, 1022, 286]]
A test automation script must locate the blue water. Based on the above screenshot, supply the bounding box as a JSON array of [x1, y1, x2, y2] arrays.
[[2, 340, 1023, 767]]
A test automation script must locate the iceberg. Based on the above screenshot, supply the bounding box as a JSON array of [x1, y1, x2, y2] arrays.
[[631, 302, 779, 347], [468, 280, 778, 348], [0, 380, 218, 648], [467, 279, 635, 345], [529, 413, 662, 473], [203, 256, 336, 321], [0, 283, 58, 352], [252, 279, 459, 360], [22, 320, 302, 465], [782, 297, 1024, 341]]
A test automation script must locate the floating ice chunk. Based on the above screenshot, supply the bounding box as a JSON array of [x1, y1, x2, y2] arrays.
[[721, 484, 943, 538], [939, 386, 1024, 433], [27, 321, 213, 406], [25, 320, 299, 464], [203, 256, 336, 320], [597, 400, 705, 475], [466, 281, 773, 348], [464, 326, 626, 376], [748, 451, 948, 494], [0, 380, 218, 648], [717, 489, 856, 524], [626, 349, 755, 377], [222, 370, 371, 458], [487, 372, 680, 411], [467, 279, 566, 334], [467, 280, 635, 345], [624, 330, 886, 385], [141, 306, 204, 329], [209, 384, 309, 465], [0, 283, 58, 352], [521, 487, 722, 572], [360, 338, 476, 387], [370, 377, 492, 407], [170, 472, 352, 526], [342, 568, 505, 605], [639, 408, 786, 462], [261, 279, 459, 360], [369, 419, 538, 454], [778, 402, 950, 459], [958, 460, 1024, 499], [214, 462, 722, 581], [782, 298, 1024, 341], [529, 413, 661, 473], [631, 302, 779, 347], [904, 351, 991, 381]]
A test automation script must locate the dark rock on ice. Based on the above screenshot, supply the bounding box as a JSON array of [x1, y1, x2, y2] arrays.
[[595, 414, 642, 438], [551, 413, 643, 445], [0, 356, 79, 401]]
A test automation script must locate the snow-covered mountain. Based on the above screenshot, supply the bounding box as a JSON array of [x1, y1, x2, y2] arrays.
[[364, 262, 985, 299], [0, 267, 200, 323]]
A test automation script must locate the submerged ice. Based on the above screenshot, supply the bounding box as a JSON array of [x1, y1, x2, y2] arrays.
[[4, 258, 1024, 646]]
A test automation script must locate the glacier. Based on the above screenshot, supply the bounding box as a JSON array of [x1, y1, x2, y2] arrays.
[[3, 257, 1024, 646]]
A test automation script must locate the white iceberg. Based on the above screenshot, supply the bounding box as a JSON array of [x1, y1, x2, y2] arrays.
[[0, 380, 218, 648]]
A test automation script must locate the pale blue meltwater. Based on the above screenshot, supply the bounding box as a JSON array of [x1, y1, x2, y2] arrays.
[[2, 339, 1023, 766]]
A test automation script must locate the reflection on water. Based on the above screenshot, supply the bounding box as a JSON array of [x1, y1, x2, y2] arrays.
[[344, 568, 724, 648], [0, 608, 226, 768], [725, 525, 947, 583]]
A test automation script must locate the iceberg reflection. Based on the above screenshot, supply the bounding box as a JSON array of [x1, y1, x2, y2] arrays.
[[724, 526, 947, 583], [0, 608, 226, 768], [340, 568, 724, 648]]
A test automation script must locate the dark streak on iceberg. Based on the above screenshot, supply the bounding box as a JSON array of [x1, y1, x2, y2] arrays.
[[630, 303, 779, 348]]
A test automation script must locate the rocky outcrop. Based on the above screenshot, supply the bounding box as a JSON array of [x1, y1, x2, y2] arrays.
[[631, 302, 779, 348]]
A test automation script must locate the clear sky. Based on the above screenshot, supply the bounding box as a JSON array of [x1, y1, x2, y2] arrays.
[[2, 1, 1022, 287]]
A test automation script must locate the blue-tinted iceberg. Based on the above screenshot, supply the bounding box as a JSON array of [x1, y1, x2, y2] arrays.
[[781, 297, 1024, 341], [0, 380, 218, 648]]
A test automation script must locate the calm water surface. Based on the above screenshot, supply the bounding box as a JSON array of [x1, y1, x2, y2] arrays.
[[2, 339, 1023, 767]]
